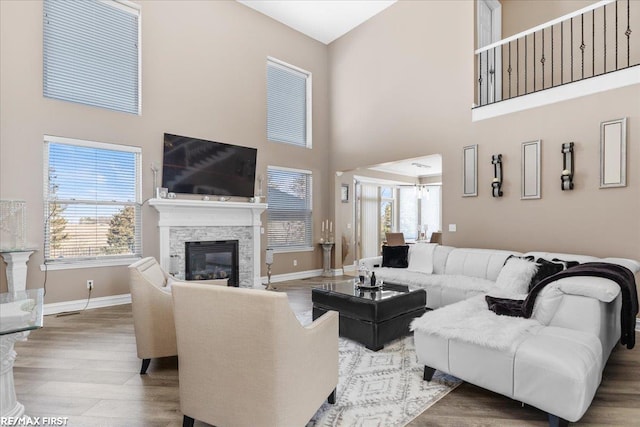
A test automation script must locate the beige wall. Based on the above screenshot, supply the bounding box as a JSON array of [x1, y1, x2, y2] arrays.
[[329, 0, 640, 261], [2, 0, 638, 304], [501, 0, 599, 38], [0, 0, 330, 301]]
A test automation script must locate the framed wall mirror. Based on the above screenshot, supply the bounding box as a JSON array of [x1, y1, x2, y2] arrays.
[[521, 140, 541, 199], [462, 144, 478, 197], [341, 184, 349, 202], [600, 118, 627, 188]]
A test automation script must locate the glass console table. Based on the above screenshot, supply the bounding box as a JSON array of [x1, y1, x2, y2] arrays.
[[0, 288, 44, 417]]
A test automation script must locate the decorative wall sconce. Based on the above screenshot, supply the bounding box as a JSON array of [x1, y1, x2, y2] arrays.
[[491, 154, 503, 197], [561, 142, 574, 191]]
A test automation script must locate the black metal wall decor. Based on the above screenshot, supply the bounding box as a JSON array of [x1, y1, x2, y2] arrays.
[[491, 154, 503, 197], [561, 142, 574, 190]]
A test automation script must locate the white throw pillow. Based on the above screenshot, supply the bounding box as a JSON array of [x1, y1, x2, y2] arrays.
[[493, 258, 538, 295], [407, 243, 437, 274]]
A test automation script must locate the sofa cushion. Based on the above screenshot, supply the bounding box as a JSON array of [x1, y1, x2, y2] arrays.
[[433, 245, 455, 275], [445, 248, 522, 281], [493, 258, 538, 296], [408, 243, 437, 274], [513, 327, 602, 422], [381, 245, 409, 268], [523, 252, 597, 265]]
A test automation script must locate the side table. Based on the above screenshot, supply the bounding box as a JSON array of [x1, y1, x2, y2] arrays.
[[320, 242, 334, 277], [0, 288, 44, 417], [0, 249, 36, 294]]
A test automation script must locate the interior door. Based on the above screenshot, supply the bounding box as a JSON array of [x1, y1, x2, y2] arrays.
[[477, 0, 502, 105]]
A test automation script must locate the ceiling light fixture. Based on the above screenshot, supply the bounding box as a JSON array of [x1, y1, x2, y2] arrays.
[[411, 162, 431, 169]]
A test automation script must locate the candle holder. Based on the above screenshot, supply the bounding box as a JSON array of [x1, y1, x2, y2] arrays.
[[265, 248, 275, 290]]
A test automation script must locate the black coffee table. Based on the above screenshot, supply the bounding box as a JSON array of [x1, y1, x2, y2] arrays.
[[312, 280, 426, 351]]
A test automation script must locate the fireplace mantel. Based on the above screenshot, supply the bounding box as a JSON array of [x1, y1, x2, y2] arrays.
[[149, 198, 267, 287]]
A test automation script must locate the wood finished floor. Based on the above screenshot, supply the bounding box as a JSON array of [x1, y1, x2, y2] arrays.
[[13, 276, 640, 426]]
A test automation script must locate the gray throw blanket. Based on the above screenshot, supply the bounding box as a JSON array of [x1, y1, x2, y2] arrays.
[[486, 262, 638, 349]]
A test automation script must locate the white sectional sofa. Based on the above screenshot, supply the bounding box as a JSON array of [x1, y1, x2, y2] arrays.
[[359, 244, 640, 426]]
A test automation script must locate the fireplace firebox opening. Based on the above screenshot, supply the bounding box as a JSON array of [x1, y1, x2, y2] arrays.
[[185, 240, 239, 287]]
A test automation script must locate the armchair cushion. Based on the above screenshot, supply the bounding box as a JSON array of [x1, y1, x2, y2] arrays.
[[129, 257, 177, 361], [172, 283, 338, 427]]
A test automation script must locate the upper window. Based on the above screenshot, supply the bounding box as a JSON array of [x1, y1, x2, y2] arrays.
[[43, 0, 141, 115], [267, 58, 312, 148], [43, 136, 142, 266], [267, 167, 313, 251]]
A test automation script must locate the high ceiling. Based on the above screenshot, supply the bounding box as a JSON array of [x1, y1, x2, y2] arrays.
[[237, 1, 397, 44], [367, 154, 442, 178]]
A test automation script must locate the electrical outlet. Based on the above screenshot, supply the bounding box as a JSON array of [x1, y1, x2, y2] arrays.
[[293, 259, 298, 267], [87, 279, 94, 290]]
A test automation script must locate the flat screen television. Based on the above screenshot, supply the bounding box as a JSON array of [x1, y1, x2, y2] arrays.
[[162, 133, 257, 197]]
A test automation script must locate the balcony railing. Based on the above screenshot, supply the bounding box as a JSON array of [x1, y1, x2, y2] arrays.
[[475, 0, 638, 107]]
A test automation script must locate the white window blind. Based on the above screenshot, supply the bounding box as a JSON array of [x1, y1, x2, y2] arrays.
[[359, 183, 379, 259], [267, 58, 311, 147], [43, 136, 142, 264], [398, 186, 418, 240], [420, 185, 442, 240], [267, 167, 313, 250], [43, 0, 141, 115]]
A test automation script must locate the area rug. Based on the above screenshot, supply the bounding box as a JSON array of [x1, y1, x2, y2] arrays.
[[295, 311, 461, 427]]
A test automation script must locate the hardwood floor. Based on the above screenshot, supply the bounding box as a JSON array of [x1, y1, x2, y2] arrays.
[[13, 277, 640, 426]]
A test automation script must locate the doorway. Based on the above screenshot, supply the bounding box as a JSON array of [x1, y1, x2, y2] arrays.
[[477, 0, 502, 105]]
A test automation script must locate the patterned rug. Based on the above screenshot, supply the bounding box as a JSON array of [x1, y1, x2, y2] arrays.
[[295, 311, 461, 427]]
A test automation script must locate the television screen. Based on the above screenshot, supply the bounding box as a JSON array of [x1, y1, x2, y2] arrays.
[[162, 133, 257, 197]]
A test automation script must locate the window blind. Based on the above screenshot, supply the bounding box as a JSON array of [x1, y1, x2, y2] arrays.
[[267, 167, 312, 249], [43, 0, 140, 114], [44, 136, 142, 263], [359, 183, 379, 259], [267, 59, 310, 147], [421, 185, 442, 240], [398, 186, 418, 240]]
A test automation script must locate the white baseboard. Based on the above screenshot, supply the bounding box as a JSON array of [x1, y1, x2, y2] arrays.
[[636, 318, 640, 332], [342, 264, 357, 273], [260, 269, 324, 284], [44, 293, 131, 316]]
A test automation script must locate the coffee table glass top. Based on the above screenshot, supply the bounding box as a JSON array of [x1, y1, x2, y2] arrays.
[[0, 288, 44, 335], [313, 279, 416, 302]]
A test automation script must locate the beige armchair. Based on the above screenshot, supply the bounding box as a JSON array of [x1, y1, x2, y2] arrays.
[[128, 257, 227, 374], [172, 282, 339, 427]]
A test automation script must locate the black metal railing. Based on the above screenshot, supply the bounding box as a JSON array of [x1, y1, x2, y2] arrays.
[[475, 0, 638, 107]]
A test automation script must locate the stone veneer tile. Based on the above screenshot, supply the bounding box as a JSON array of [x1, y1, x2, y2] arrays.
[[169, 226, 254, 287]]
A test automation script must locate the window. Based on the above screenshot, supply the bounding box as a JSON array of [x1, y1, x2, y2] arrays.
[[420, 185, 442, 240], [43, 0, 141, 114], [267, 58, 312, 148], [267, 167, 313, 250], [43, 136, 142, 267], [379, 187, 395, 243], [398, 186, 418, 240]]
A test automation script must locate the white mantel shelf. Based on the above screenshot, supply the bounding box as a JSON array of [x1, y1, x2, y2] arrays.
[[148, 198, 267, 227], [148, 198, 268, 288]]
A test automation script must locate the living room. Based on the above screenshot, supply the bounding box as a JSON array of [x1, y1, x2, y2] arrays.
[[1, 0, 639, 426]]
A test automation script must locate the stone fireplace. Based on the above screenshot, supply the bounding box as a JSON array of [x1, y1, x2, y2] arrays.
[[149, 198, 267, 288], [185, 240, 239, 286]]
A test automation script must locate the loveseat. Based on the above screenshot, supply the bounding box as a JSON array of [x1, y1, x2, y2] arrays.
[[359, 244, 640, 426]]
